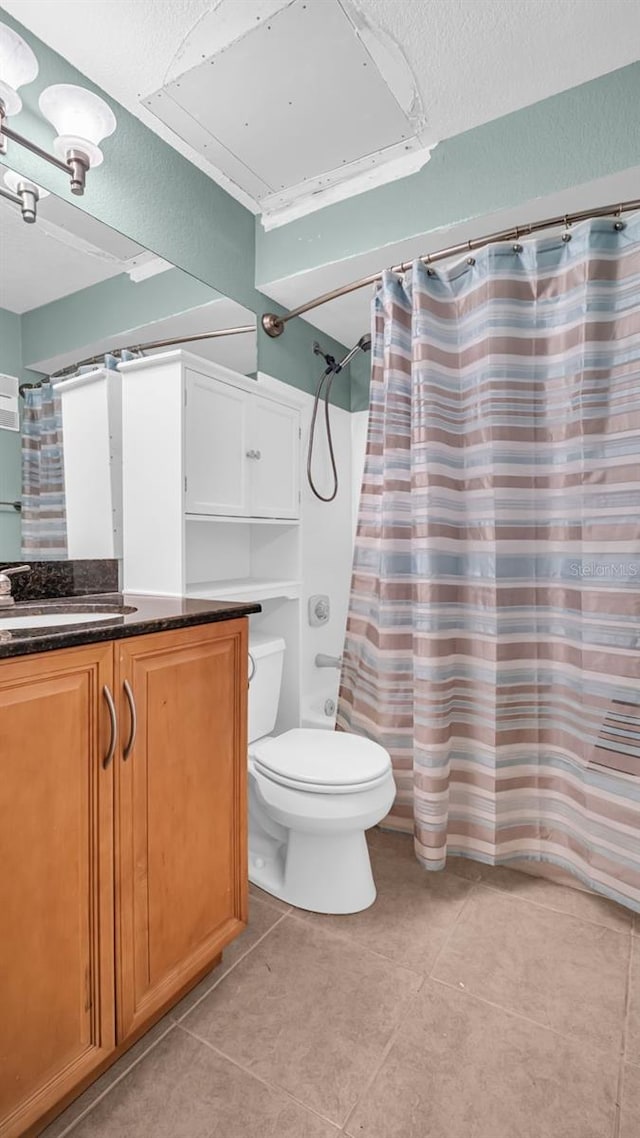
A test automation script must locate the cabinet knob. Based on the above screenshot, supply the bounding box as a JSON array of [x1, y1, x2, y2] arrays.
[[245, 449, 262, 460]]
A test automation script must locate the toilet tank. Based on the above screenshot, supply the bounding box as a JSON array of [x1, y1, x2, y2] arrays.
[[248, 634, 286, 743]]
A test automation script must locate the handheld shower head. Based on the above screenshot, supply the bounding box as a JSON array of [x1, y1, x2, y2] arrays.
[[337, 332, 372, 371], [307, 330, 373, 503]]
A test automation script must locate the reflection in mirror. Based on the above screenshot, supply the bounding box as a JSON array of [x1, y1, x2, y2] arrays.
[[0, 165, 256, 562]]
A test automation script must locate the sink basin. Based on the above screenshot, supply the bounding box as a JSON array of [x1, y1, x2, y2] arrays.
[[0, 605, 135, 632], [0, 612, 127, 630]]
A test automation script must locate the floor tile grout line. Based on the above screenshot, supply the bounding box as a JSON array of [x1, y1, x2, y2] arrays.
[[250, 891, 294, 918], [621, 932, 636, 1062], [284, 908, 423, 978], [371, 836, 635, 936], [340, 884, 479, 1136], [429, 973, 625, 1060], [464, 878, 634, 937], [177, 1023, 342, 1131], [41, 1022, 177, 1138], [340, 974, 429, 1137], [426, 880, 480, 981], [48, 910, 291, 1137], [173, 909, 291, 1023], [614, 928, 636, 1137]]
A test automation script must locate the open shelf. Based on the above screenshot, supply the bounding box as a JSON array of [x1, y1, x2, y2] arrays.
[[187, 578, 301, 602], [186, 514, 300, 526]]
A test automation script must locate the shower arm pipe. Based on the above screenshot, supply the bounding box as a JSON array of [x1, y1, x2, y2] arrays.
[[45, 323, 256, 382], [261, 196, 640, 337]]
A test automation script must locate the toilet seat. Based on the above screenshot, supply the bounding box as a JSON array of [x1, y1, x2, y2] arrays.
[[251, 728, 391, 795]]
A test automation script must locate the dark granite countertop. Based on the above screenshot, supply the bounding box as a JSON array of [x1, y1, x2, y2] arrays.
[[0, 593, 261, 660]]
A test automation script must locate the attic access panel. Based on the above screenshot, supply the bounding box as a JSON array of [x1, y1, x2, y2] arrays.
[[145, 0, 416, 203]]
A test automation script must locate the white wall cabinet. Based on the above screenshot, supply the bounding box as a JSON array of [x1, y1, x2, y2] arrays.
[[121, 350, 301, 600], [184, 371, 300, 520], [54, 368, 122, 559], [184, 371, 250, 516], [248, 396, 300, 519]]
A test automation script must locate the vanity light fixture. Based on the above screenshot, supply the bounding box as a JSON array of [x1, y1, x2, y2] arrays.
[[1, 167, 49, 223], [38, 84, 117, 194], [0, 22, 116, 204], [0, 21, 38, 138]]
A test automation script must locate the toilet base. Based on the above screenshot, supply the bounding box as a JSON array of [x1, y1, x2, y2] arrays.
[[249, 827, 377, 914]]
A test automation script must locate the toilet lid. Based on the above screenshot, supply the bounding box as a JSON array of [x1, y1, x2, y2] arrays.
[[251, 728, 391, 790]]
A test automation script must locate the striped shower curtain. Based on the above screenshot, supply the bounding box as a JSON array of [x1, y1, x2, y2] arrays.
[[338, 214, 640, 912], [21, 383, 67, 558]]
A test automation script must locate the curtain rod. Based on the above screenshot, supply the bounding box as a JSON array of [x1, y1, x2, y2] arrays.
[[18, 323, 256, 393], [261, 196, 640, 338]]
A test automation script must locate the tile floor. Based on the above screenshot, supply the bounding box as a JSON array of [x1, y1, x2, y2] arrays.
[[42, 829, 640, 1138]]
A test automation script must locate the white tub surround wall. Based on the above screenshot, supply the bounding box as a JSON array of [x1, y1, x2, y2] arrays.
[[350, 408, 369, 544], [256, 371, 354, 732]]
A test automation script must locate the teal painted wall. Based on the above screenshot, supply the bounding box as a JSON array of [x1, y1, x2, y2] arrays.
[[349, 351, 372, 414], [0, 308, 23, 557], [256, 62, 640, 284], [0, 307, 21, 375], [21, 268, 222, 368], [19, 276, 352, 411]]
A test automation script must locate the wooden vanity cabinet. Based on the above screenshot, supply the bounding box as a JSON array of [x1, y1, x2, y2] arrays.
[[0, 619, 248, 1138], [115, 623, 248, 1041], [0, 642, 116, 1138]]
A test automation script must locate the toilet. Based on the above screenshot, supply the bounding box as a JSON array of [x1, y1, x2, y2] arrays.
[[248, 634, 396, 914]]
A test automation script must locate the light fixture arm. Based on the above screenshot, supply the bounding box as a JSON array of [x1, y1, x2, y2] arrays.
[[0, 115, 86, 196], [0, 182, 20, 207], [0, 177, 39, 223]]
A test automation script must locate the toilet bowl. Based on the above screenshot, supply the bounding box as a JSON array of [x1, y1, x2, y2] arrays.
[[248, 635, 395, 914]]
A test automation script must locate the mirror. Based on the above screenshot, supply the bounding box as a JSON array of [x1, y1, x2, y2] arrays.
[[0, 165, 256, 562]]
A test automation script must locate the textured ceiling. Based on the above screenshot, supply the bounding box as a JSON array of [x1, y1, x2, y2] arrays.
[[4, 0, 640, 216]]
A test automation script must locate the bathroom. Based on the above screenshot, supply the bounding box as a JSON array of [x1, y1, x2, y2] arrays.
[[0, 1, 638, 1135]]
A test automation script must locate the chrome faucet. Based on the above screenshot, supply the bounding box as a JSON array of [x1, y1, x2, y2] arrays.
[[0, 564, 31, 607]]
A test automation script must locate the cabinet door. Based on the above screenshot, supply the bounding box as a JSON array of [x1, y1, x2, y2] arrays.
[[249, 396, 300, 518], [0, 644, 115, 1138], [185, 370, 250, 516], [115, 621, 248, 1041]]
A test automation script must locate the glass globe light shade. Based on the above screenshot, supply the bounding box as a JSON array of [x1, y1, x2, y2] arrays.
[[0, 22, 39, 116], [3, 168, 50, 198], [38, 84, 116, 168]]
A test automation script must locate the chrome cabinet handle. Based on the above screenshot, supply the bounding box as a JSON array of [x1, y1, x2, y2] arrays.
[[102, 684, 118, 769], [123, 679, 137, 761], [245, 449, 262, 460]]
